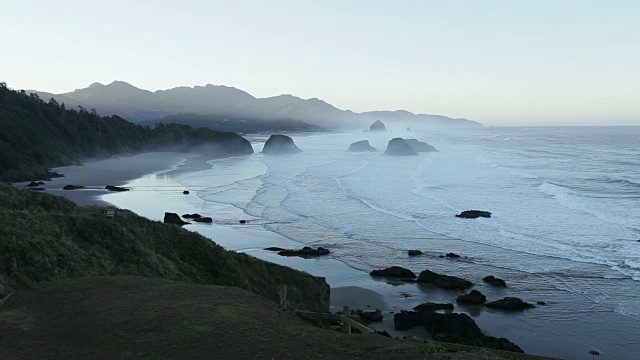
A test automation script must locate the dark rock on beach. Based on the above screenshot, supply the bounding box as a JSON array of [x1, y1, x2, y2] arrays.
[[417, 269, 472, 290], [423, 312, 523, 353], [277, 246, 330, 259], [264, 247, 286, 252], [486, 297, 535, 310], [105, 185, 129, 192], [394, 311, 426, 330], [261, 134, 302, 154], [369, 120, 387, 132], [348, 140, 377, 152], [384, 138, 419, 156], [393, 310, 522, 352], [164, 212, 189, 226], [456, 290, 486, 305], [193, 217, 213, 223], [182, 213, 202, 219], [63, 185, 85, 190], [483, 275, 507, 287], [370, 266, 417, 279], [413, 302, 454, 312], [455, 210, 492, 219], [405, 139, 437, 152], [239, 220, 247, 224], [407, 250, 422, 256], [183, 190, 190, 195]]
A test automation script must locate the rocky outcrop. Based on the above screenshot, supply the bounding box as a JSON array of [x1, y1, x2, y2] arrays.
[[455, 210, 492, 218], [456, 290, 486, 305], [445, 252, 461, 258], [164, 212, 189, 226], [26, 181, 45, 187], [486, 297, 535, 310], [105, 185, 129, 192], [348, 140, 377, 152], [182, 213, 202, 219], [416, 269, 472, 290], [277, 247, 330, 259], [183, 190, 190, 195], [423, 312, 523, 353], [408, 250, 422, 256], [370, 266, 416, 279], [261, 134, 302, 154], [193, 217, 213, 223], [384, 138, 419, 156], [413, 302, 454, 312], [405, 139, 437, 152], [62, 185, 85, 190], [483, 275, 507, 287], [369, 120, 386, 132]]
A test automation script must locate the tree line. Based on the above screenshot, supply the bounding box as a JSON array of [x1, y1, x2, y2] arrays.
[[0, 82, 252, 181]]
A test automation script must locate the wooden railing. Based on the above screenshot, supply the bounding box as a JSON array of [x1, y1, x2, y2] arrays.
[[296, 305, 374, 334]]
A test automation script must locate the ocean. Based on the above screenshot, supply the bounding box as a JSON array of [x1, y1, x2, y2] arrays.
[[105, 125, 640, 359]]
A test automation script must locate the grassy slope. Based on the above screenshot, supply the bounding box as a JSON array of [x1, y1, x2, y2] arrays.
[[0, 184, 328, 311]]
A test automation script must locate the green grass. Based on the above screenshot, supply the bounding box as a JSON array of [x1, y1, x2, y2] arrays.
[[0, 184, 329, 311]]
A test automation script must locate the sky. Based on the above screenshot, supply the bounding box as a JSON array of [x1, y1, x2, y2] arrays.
[[1, 0, 639, 126]]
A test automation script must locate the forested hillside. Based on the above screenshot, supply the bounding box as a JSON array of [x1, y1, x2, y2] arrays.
[[0, 82, 253, 181], [144, 113, 322, 133]]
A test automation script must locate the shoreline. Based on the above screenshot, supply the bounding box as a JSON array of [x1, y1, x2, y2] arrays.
[[14, 152, 192, 206], [37, 148, 635, 359]]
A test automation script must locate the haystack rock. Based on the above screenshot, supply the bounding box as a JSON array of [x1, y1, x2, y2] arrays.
[[384, 138, 418, 156], [261, 134, 302, 154], [369, 120, 387, 132], [348, 140, 377, 152]]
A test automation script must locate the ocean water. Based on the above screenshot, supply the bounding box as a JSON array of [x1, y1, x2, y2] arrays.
[[107, 126, 640, 359]]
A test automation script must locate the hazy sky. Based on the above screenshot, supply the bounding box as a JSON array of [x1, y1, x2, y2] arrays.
[[1, 1, 639, 125]]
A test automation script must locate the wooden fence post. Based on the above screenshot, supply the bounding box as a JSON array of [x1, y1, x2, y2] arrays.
[[342, 305, 351, 334]]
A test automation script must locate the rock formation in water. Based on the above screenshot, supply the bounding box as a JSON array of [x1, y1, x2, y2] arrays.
[[384, 138, 419, 156], [456, 290, 487, 305], [276, 246, 330, 259], [416, 269, 473, 290], [369, 120, 387, 132], [348, 140, 377, 152], [455, 210, 492, 219], [261, 134, 302, 154], [486, 297, 535, 310], [483, 275, 507, 287], [370, 266, 417, 279], [164, 212, 189, 226]]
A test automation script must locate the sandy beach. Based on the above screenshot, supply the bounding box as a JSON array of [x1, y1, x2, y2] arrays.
[[15, 152, 192, 206], [34, 148, 637, 360]]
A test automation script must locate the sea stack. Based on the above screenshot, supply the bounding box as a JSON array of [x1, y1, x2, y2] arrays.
[[261, 134, 302, 154], [369, 120, 387, 132], [348, 140, 377, 152], [384, 138, 419, 156]]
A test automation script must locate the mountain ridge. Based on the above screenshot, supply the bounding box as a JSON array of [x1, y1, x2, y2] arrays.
[[27, 81, 482, 129]]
